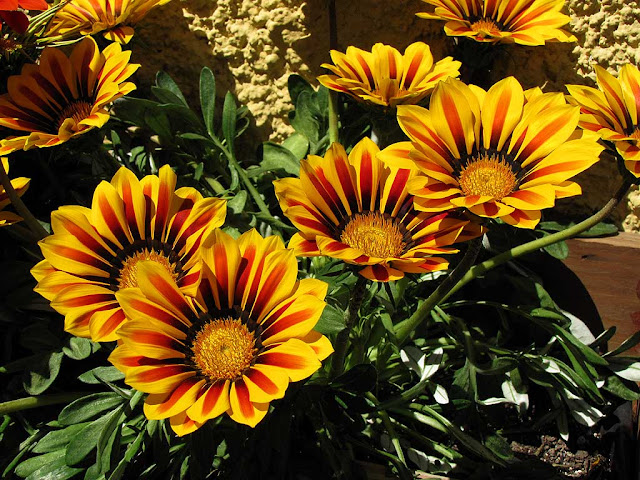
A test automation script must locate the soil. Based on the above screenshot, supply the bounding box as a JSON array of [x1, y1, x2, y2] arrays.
[[510, 435, 609, 479]]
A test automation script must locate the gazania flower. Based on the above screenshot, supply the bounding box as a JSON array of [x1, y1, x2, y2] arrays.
[[109, 229, 333, 433], [417, 0, 576, 45], [567, 64, 640, 177], [0, 36, 138, 155], [317, 42, 461, 108], [0, 157, 29, 226], [45, 0, 171, 44], [0, 0, 48, 34], [31, 165, 226, 342], [382, 77, 603, 229], [273, 138, 479, 282]]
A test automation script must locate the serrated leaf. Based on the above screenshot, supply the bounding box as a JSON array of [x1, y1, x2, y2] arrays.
[[58, 393, 123, 426], [62, 337, 96, 360], [315, 304, 345, 334], [155, 71, 187, 105], [33, 423, 91, 453], [22, 351, 64, 395], [199, 67, 216, 137]]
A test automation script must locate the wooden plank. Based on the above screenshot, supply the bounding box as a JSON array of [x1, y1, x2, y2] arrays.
[[563, 233, 640, 355]]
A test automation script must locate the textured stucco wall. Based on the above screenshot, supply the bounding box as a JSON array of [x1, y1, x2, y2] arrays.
[[132, 0, 640, 230]]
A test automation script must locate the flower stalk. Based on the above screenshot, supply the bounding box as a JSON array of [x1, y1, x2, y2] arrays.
[[394, 237, 482, 345], [443, 179, 633, 302], [0, 160, 48, 240], [0, 392, 88, 415], [330, 275, 368, 378]]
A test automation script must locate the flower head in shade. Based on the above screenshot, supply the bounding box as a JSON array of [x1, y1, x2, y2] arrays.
[[317, 42, 461, 108], [0, 157, 29, 226], [0, 0, 48, 34], [274, 138, 480, 282], [45, 0, 171, 44], [109, 229, 333, 434], [417, 0, 576, 45], [0, 36, 138, 155], [567, 64, 640, 177], [381, 77, 603, 229], [31, 165, 226, 342]]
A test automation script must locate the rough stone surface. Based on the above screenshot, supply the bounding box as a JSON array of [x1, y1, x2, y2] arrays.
[[132, 0, 640, 231]]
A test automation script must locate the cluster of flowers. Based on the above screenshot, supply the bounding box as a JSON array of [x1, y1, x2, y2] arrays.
[[1, 0, 640, 438]]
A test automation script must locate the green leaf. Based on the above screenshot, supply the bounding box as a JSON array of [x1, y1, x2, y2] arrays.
[[604, 330, 640, 357], [15, 450, 65, 478], [227, 191, 247, 214], [62, 337, 97, 360], [315, 304, 345, 334], [290, 91, 320, 145], [144, 109, 172, 139], [151, 86, 187, 107], [78, 366, 125, 385], [58, 393, 124, 426], [609, 358, 640, 382], [22, 351, 64, 395], [288, 74, 315, 106], [33, 423, 91, 453], [260, 142, 300, 176], [333, 364, 377, 392], [199, 67, 217, 138], [65, 409, 120, 465], [543, 239, 569, 260], [155, 71, 188, 106], [484, 434, 513, 460], [603, 375, 640, 401], [578, 222, 619, 238], [282, 132, 309, 160], [222, 92, 237, 155]]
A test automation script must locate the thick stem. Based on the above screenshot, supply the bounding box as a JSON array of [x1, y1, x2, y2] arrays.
[[394, 238, 482, 345], [443, 179, 632, 302], [0, 160, 48, 240], [0, 392, 88, 415], [330, 275, 368, 378]]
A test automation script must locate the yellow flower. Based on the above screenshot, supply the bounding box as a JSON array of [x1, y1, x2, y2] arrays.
[[31, 165, 227, 342], [417, 0, 576, 45], [109, 229, 333, 434], [0, 157, 29, 226], [274, 138, 480, 282], [0, 37, 138, 155], [45, 0, 171, 44], [380, 77, 603, 229], [567, 64, 640, 177], [317, 42, 461, 108]]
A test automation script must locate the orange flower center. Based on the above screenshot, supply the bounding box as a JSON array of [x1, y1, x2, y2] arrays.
[[470, 18, 501, 35], [340, 212, 405, 258], [190, 317, 257, 381], [56, 101, 93, 130], [118, 249, 178, 289], [458, 154, 517, 200]]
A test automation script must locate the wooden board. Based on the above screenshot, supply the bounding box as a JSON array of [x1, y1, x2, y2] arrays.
[[563, 233, 640, 355]]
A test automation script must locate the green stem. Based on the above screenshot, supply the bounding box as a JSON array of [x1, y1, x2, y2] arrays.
[[443, 179, 632, 302], [0, 160, 48, 240], [0, 392, 88, 415], [330, 275, 368, 378], [365, 392, 407, 468], [394, 237, 482, 345]]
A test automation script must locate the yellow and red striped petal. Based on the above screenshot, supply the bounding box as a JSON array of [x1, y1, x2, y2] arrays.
[[143, 377, 205, 420], [244, 364, 289, 403], [169, 411, 202, 436], [186, 381, 231, 423], [228, 379, 270, 428], [299, 331, 334, 361], [256, 338, 321, 382]]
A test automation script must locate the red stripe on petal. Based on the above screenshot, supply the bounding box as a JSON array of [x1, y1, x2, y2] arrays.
[[246, 368, 279, 395], [234, 379, 254, 418]]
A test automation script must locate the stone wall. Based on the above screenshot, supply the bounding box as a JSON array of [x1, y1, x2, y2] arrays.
[[132, 0, 640, 230]]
